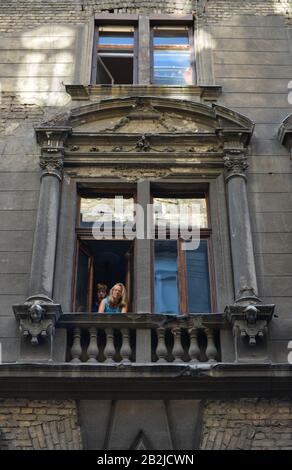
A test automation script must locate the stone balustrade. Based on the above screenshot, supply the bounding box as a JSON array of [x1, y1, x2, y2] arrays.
[[58, 313, 226, 364]]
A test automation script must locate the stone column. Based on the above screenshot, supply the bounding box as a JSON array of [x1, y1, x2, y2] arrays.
[[13, 128, 70, 361], [223, 146, 260, 305], [135, 179, 152, 362], [29, 152, 63, 299], [223, 145, 275, 362]]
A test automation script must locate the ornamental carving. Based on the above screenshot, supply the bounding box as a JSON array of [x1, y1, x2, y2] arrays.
[[223, 153, 248, 180], [14, 295, 62, 348], [39, 156, 64, 180], [225, 304, 275, 347]]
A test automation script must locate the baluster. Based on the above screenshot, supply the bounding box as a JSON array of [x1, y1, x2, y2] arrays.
[[120, 328, 132, 363], [172, 326, 184, 363], [188, 328, 200, 363], [71, 327, 82, 363], [205, 328, 218, 363], [156, 327, 167, 363], [87, 327, 99, 363], [104, 328, 115, 363]]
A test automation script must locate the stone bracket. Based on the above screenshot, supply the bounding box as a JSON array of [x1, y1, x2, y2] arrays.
[[225, 304, 275, 346], [13, 295, 62, 361]]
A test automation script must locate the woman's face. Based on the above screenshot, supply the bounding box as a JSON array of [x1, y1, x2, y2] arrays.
[[112, 285, 122, 301]]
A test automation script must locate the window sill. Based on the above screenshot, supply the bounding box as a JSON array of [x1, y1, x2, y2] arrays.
[[65, 84, 222, 102]]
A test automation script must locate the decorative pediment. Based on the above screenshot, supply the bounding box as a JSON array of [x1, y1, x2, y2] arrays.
[[35, 97, 254, 175], [36, 96, 254, 141]]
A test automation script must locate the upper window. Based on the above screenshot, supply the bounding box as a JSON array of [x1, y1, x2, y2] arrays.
[[92, 16, 196, 86], [92, 24, 138, 84], [151, 26, 194, 85]]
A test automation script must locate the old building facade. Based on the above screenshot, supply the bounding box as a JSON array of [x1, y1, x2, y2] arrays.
[[1, 0, 292, 450]]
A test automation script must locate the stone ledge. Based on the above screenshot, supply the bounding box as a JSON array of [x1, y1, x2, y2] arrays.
[[0, 363, 291, 399], [65, 84, 222, 102]]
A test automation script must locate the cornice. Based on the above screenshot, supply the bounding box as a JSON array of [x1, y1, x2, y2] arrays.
[[0, 363, 291, 399]]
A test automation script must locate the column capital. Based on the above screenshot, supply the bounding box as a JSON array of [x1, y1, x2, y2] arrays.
[[39, 153, 64, 180], [223, 146, 248, 181], [36, 126, 70, 180]]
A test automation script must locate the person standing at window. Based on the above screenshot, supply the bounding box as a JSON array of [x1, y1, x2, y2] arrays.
[[92, 283, 108, 312], [98, 283, 128, 313]]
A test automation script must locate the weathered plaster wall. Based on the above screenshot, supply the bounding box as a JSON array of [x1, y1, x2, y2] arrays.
[[0, 1, 292, 361]]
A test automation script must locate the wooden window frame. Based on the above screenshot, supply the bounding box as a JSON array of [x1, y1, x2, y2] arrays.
[[150, 20, 196, 86], [151, 186, 216, 314], [73, 185, 137, 312], [91, 16, 139, 85], [72, 182, 216, 314]]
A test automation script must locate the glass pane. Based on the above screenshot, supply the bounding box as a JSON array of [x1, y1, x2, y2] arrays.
[[153, 28, 192, 85], [98, 27, 134, 50], [186, 239, 211, 313], [80, 197, 134, 227], [154, 241, 179, 314], [153, 35, 189, 46], [153, 27, 189, 46], [99, 35, 134, 46], [153, 51, 192, 85], [153, 197, 208, 232]]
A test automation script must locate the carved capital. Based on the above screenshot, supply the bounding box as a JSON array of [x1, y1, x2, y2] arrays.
[[13, 295, 62, 347], [225, 303, 274, 346], [223, 151, 248, 181], [39, 155, 64, 180]]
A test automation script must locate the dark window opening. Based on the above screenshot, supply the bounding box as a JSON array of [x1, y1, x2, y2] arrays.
[[74, 239, 134, 313], [93, 25, 137, 84]]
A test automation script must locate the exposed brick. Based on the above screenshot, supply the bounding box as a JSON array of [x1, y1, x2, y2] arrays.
[[0, 399, 82, 450], [200, 399, 292, 450]]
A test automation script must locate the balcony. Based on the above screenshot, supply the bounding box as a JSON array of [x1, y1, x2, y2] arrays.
[[58, 313, 226, 364]]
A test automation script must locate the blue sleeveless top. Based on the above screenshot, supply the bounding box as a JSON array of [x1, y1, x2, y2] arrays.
[[102, 297, 122, 314]]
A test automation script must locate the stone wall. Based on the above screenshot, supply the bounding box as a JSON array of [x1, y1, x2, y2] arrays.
[[1, 1, 292, 362], [200, 398, 292, 450], [0, 399, 82, 450], [1, 398, 292, 450]]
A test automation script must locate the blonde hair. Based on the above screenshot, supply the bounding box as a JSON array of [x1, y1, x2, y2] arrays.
[[108, 283, 127, 309]]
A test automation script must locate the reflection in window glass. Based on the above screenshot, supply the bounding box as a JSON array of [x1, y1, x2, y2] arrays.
[[154, 241, 179, 314], [153, 198, 208, 231], [186, 239, 211, 313], [80, 197, 134, 226], [153, 27, 192, 85]]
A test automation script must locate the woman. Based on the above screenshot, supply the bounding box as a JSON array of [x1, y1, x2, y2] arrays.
[[98, 283, 128, 314]]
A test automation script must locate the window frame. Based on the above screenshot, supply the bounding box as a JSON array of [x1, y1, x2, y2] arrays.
[[73, 184, 137, 312], [150, 186, 216, 315], [91, 15, 139, 85], [150, 19, 195, 86]]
